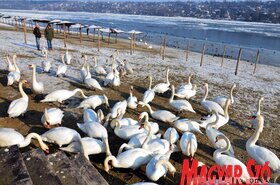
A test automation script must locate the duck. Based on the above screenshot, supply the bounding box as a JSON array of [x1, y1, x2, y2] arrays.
[[7, 55, 20, 86], [127, 86, 138, 109], [175, 85, 197, 99], [56, 55, 67, 77], [104, 148, 153, 172], [206, 111, 234, 156], [78, 94, 109, 109], [214, 134, 250, 182], [7, 80, 29, 118], [169, 85, 195, 113], [41, 108, 64, 128], [199, 99, 231, 129], [41, 50, 51, 73], [41, 88, 87, 105], [140, 121, 170, 155], [176, 74, 193, 91], [60, 137, 111, 156], [201, 83, 224, 115], [163, 127, 179, 145], [84, 65, 103, 91], [28, 64, 44, 94], [173, 119, 203, 134], [5, 54, 16, 72], [80, 54, 88, 82], [180, 132, 197, 157], [146, 154, 176, 181], [246, 113, 280, 182], [152, 68, 170, 94], [141, 76, 155, 106], [0, 128, 49, 153], [140, 103, 179, 123], [92, 56, 107, 75], [111, 100, 127, 119], [212, 84, 236, 108], [64, 47, 72, 65]]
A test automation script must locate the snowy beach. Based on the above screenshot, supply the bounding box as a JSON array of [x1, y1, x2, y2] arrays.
[[0, 24, 279, 184]]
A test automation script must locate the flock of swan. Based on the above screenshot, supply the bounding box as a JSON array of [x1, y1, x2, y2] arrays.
[[0, 48, 279, 185]]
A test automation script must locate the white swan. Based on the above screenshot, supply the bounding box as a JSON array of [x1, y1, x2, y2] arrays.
[[180, 132, 197, 157], [77, 120, 108, 140], [146, 154, 176, 181], [104, 58, 116, 86], [41, 88, 87, 104], [60, 137, 111, 156], [199, 99, 231, 129], [201, 83, 224, 115], [175, 85, 197, 99], [206, 111, 234, 156], [41, 108, 64, 128], [7, 55, 20, 86], [112, 69, 121, 87], [176, 74, 193, 90], [41, 50, 51, 73], [214, 134, 250, 182], [56, 55, 67, 77], [169, 85, 195, 113], [28, 64, 44, 94], [127, 86, 138, 109], [0, 128, 49, 153], [141, 103, 179, 123], [92, 56, 107, 75], [212, 84, 236, 108], [141, 75, 155, 106], [78, 94, 109, 109], [152, 68, 170, 94], [80, 54, 88, 82], [123, 59, 133, 74], [140, 121, 170, 155], [104, 148, 153, 172], [246, 113, 280, 182], [6, 54, 16, 72], [111, 100, 127, 119], [138, 112, 159, 133], [250, 97, 264, 127], [173, 119, 203, 134], [7, 80, 29, 118], [64, 47, 72, 65], [84, 65, 103, 91], [163, 127, 179, 145], [113, 121, 146, 140]]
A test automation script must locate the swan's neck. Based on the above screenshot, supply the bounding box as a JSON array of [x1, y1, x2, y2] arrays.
[[86, 66, 91, 78], [103, 137, 112, 156], [169, 86, 175, 103], [32, 67, 37, 84], [230, 86, 235, 103], [146, 104, 154, 114], [156, 160, 174, 172], [104, 155, 118, 170], [130, 90, 133, 98], [223, 102, 230, 120], [246, 116, 264, 147], [74, 89, 87, 98], [213, 136, 230, 159], [142, 124, 153, 148], [202, 85, 208, 102], [206, 114, 219, 130], [19, 82, 28, 99], [6, 56, 11, 65], [19, 133, 43, 148], [148, 77, 152, 90], [166, 70, 170, 84], [256, 98, 263, 115], [12, 58, 19, 72], [94, 57, 97, 67], [143, 112, 149, 122], [188, 75, 192, 85]]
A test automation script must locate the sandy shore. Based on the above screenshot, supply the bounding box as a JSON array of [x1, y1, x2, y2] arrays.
[[0, 25, 279, 185]]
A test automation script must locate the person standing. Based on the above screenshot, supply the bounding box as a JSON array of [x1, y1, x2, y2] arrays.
[[33, 24, 41, 50], [44, 24, 54, 50]]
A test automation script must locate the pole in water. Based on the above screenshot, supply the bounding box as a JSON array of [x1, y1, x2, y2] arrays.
[[200, 44, 206, 67], [253, 50, 260, 74], [97, 29, 100, 52], [23, 17, 27, 44], [63, 24, 67, 48], [186, 40, 190, 62], [221, 45, 227, 67], [235, 48, 243, 75]]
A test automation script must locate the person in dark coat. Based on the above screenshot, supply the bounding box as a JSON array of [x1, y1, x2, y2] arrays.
[[33, 24, 41, 50], [44, 24, 54, 50]]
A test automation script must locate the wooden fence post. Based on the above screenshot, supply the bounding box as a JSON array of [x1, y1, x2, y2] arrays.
[[160, 37, 163, 57], [235, 48, 243, 75], [186, 40, 190, 61], [253, 50, 260, 74], [221, 45, 227, 67], [162, 37, 166, 60], [130, 33, 133, 55], [63, 24, 67, 48], [79, 27, 82, 43], [200, 44, 206, 67], [97, 29, 100, 52], [23, 17, 27, 44]]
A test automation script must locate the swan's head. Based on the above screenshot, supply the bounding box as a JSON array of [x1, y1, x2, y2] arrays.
[[215, 134, 226, 143], [13, 54, 17, 59], [110, 119, 120, 129], [103, 95, 110, 108], [81, 54, 88, 60], [139, 121, 149, 130], [20, 80, 30, 88], [138, 112, 148, 123], [104, 155, 114, 173], [232, 84, 237, 89], [204, 83, 208, 88], [40, 141, 49, 153], [28, 64, 35, 69], [97, 109, 105, 123], [169, 165, 176, 178]]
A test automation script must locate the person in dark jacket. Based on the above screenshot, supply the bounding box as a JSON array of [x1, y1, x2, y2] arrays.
[[44, 24, 54, 50], [33, 24, 41, 50]]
